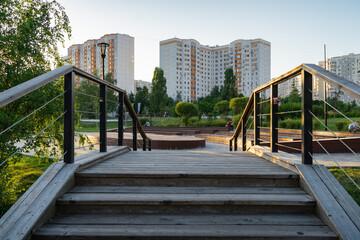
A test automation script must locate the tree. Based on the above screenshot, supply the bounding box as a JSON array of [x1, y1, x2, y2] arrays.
[[134, 86, 150, 114], [151, 67, 167, 115], [0, 0, 71, 165], [214, 100, 230, 115], [0, 0, 71, 216], [229, 97, 249, 114], [175, 102, 199, 126], [221, 68, 237, 100], [210, 86, 221, 99]]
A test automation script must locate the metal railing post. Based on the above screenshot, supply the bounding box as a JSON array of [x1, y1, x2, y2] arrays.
[[143, 138, 146, 151], [148, 140, 152, 151], [229, 140, 233, 151], [234, 137, 238, 151], [301, 69, 313, 164], [133, 118, 137, 151], [254, 92, 260, 145], [270, 84, 278, 152], [241, 118, 246, 151], [118, 92, 124, 146], [100, 84, 107, 152], [64, 72, 75, 163]]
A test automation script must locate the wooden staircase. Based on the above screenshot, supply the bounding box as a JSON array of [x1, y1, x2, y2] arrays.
[[33, 150, 337, 239]]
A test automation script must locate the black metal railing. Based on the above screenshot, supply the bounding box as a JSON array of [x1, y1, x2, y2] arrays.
[[229, 63, 360, 165], [0, 65, 151, 165]]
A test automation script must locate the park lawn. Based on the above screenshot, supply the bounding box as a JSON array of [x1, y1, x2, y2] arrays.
[[0, 155, 54, 217], [328, 167, 360, 205], [77, 121, 119, 132], [321, 117, 360, 132]]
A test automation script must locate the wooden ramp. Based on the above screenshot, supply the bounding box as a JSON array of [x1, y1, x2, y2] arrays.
[[33, 144, 337, 239]]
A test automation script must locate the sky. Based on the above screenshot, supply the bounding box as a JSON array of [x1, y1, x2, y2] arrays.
[[57, 0, 360, 82]]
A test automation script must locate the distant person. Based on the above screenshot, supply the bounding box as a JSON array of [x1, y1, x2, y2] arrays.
[[348, 120, 359, 133], [144, 121, 150, 127], [226, 120, 233, 128]]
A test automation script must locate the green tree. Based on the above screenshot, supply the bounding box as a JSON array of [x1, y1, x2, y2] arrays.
[[214, 100, 230, 115], [151, 67, 167, 115], [175, 102, 199, 126], [229, 97, 248, 114], [0, 0, 71, 216], [0, 0, 71, 164], [221, 68, 237, 100], [134, 86, 150, 114]]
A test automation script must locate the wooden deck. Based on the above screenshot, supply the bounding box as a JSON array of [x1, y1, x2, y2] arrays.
[[80, 143, 294, 176]]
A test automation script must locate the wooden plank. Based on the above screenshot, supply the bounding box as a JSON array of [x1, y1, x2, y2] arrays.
[[69, 186, 306, 195], [57, 192, 314, 206], [313, 165, 360, 231], [0, 162, 64, 238], [49, 213, 325, 226], [33, 224, 337, 239], [2, 164, 78, 240], [297, 164, 360, 240]]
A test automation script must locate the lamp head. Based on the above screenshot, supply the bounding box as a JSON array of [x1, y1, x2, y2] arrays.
[[97, 42, 110, 58]]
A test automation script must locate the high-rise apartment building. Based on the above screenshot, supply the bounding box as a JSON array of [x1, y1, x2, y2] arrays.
[[319, 53, 360, 102], [68, 33, 134, 93], [160, 38, 270, 101]]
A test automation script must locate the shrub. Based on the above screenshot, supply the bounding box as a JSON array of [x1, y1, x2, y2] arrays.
[[335, 121, 348, 131], [232, 114, 242, 128], [313, 120, 320, 129], [175, 102, 199, 126], [214, 100, 229, 115], [213, 118, 228, 127], [139, 118, 149, 126]]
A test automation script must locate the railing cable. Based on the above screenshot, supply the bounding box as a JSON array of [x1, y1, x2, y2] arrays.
[[75, 90, 118, 104], [0, 91, 66, 136], [309, 110, 360, 161], [0, 111, 66, 168], [308, 131, 360, 191]]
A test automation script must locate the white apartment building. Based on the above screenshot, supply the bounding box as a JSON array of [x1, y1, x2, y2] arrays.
[[68, 33, 134, 93], [160, 38, 271, 101], [134, 80, 152, 93], [318, 53, 360, 102]]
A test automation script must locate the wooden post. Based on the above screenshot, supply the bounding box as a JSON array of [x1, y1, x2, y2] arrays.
[[229, 140, 233, 151], [133, 118, 137, 151], [64, 72, 75, 163], [254, 92, 260, 145], [148, 140, 152, 151], [100, 84, 107, 152], [118, 92, 124, 146], [143, 138, 146, 151], [270, 84, 278, 152], [301, 69, 313, 164], [234, 137, 238, 151]]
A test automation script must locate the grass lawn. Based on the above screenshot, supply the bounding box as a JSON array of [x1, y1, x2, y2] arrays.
[[76, 121, 119, 132], [0, 156, 54, 217], [315, 117, 360, 132], [328, 167, 360, 205]]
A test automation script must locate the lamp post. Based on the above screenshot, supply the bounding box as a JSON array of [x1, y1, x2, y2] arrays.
[[97, 42, 109, 152], [97, 42, 110, 80]]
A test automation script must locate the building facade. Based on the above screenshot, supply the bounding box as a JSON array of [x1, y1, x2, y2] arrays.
[[160, 38, 270, 101], [134, 80, 152, 93], [68, 33, 134, 93], [319, 53, 360, 102]]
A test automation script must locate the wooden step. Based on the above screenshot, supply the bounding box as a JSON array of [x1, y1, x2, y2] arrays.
[[75, 172, 299, 187], [33, 224, 337, 240], [56, 189, 315, 215]]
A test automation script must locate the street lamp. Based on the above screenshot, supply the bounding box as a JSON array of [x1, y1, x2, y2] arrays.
[[97, 42, 110, 80]]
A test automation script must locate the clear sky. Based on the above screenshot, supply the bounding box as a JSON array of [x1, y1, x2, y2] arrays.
[[57, 0, 360, 82]]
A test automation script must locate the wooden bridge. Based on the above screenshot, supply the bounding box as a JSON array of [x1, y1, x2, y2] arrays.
[[1, 64, 360, 239]]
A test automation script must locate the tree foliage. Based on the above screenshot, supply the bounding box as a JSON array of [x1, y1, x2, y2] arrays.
[[175, 102, 199, 126], [134, 86, 150, 114], [229, 97, 248, 114], [214, 100, 230, 115], [0, 0, 71, 166], [221, 68, 237, 100], [151, 67, 167, 115]]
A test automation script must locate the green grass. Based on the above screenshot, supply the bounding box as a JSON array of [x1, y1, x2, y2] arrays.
[[328, 167, 360, 205], [318, 117, 360, 131], [76, 121, 119, 132], [0, 156, 54, 217]]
